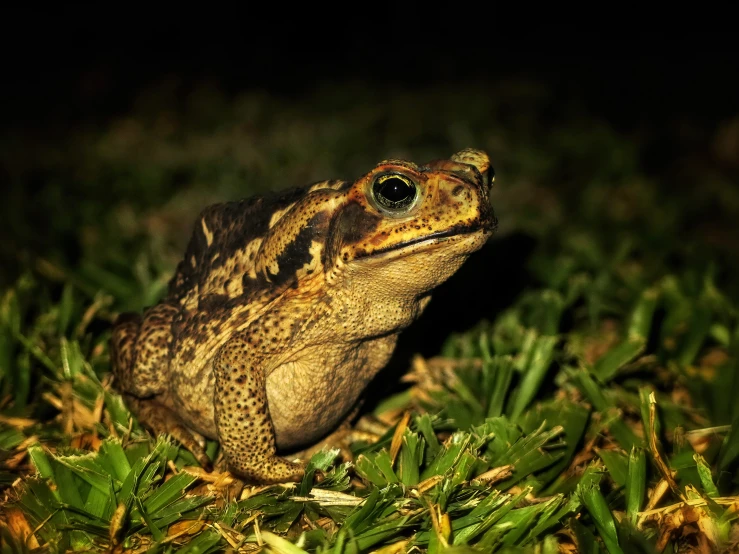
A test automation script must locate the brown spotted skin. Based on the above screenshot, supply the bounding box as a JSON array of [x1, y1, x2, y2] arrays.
[[111, 149, 497, 484]]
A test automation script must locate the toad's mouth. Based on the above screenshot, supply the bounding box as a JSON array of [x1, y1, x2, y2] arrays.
[[356, 219, 497, 261]]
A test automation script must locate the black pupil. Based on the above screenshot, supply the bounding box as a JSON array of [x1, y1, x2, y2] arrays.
[[374, 176, 416, 209]]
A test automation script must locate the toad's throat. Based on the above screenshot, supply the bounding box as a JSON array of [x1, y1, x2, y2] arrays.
[[359, 220, 496, 259]]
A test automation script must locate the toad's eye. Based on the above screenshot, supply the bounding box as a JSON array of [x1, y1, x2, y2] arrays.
[[371, 174, 419, 213]]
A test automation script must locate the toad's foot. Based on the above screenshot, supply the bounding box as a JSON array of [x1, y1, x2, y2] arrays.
[[211, 444, 306, 484], [212, 453, 306, 487], [231, 455, 305, 485]]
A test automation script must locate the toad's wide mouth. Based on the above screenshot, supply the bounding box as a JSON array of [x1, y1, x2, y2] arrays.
[[355, 221, 496, 262]]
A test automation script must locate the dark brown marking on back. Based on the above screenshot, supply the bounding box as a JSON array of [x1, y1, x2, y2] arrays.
[[268, 211, 329, 287], [168, 187, 308, 300]]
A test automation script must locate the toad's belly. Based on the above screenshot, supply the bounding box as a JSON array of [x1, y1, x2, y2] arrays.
[[266, 365, 368, 450]]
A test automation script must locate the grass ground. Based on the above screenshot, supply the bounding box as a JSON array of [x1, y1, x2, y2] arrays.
[[1, 80, 738, 553]]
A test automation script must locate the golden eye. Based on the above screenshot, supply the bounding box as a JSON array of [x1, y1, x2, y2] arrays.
[[371, 174, 418, 212]]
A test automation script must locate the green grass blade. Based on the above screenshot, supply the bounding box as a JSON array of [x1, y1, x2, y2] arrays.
[[509, 334, 557, 421], [625, 447, 646, 525], [597, 449, 628, 488], [397, 430, 423, 486], [592, 338, 645, 381], [143, 471, 199, 514], [486, 355, 515, 419], [694, 453, 720, 497], [577, 467, 624, 554]]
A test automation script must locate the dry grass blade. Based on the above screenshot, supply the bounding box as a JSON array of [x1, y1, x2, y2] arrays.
[[647, 392, 683, 500]]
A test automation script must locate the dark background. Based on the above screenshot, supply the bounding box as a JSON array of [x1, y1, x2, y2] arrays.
[[4, 25, 738, 134]]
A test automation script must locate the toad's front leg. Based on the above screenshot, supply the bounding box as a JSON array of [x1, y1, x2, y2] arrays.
[[213, 332, 304, 484]]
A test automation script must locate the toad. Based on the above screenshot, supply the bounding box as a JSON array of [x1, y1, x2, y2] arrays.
[[111, 149, 497, 483]]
